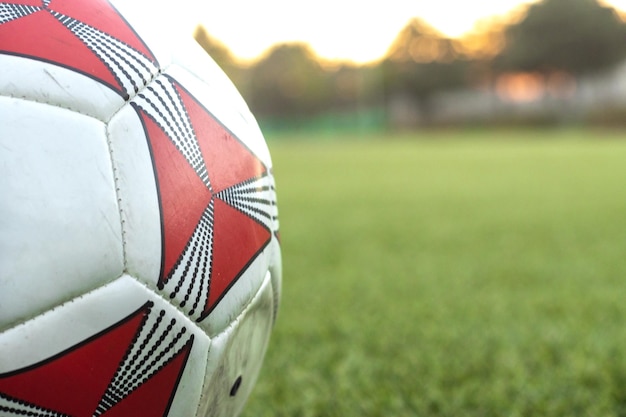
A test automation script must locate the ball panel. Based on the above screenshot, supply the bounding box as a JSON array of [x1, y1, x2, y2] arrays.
[[0, 54, 124, 121], [114, 71, 279, 335], [0, 274, 210, 417], [106, 104, 162, 283], [198, 269, 276, 417], [167, 39, 250, 120], [166, 61, 273, 168], [203, 245, 276, 337], [0, 0, 160, 102], [0, 96, 124, 332]]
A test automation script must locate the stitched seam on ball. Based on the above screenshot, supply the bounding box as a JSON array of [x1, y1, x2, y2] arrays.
[[7, 63, 164, 126], [0, 51, 164, 122], [100, 68, 165, 272], [0, 273, 207, 368], [133, 263, 271, 340], [0, 92, 109, 122], [0, 271, 127, 335], [104, 122, 128, 272]]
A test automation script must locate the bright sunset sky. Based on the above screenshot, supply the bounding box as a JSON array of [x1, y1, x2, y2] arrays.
[[201, 0, 540, 63], [119, 0, 626, 64]]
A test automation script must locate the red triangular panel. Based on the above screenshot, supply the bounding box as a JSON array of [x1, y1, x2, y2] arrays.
[[0, 9, 119, 88], [47, 0, 155, 60], [140, 109, 213, 282], [101, 340, 192, 417], [0, 308, 147, 417], [174, 83, 266, 193], [208, 199, 271, 310]]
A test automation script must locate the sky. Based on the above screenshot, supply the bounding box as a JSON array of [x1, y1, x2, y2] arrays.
[[118, 0, 626, 64], [200, 0, 538, 63]]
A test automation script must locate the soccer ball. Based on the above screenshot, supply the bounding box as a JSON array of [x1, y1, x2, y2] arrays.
[[0, 1, 281, 416]]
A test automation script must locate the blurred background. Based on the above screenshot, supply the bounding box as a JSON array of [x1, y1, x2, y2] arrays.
[[139, 0, 626, 415], [191, 0, 626, 133]]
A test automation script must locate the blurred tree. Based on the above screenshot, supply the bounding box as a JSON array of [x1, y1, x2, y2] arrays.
[[193, 25, 243, 86], [324, 63, 383, 110], [246, 43, 330, 117], [495, 0, 626, 75], [382, 18, 470, 123], [386, 18, 457, 63]]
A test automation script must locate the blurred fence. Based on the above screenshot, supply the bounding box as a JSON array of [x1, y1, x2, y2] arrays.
[[258, 108, 386, 136]]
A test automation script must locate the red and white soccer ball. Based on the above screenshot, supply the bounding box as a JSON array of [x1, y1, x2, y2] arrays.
[[0, 1, 281, 416]]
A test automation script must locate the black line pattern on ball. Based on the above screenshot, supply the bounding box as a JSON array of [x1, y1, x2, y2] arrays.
[[152, 79, 196, 159], [54, 13, 135, 89], [93, 305, 193, 417], [135, 78, 211, 189], [132, 75, 280, 321], [163, 201, 214, 321], [0, 392, 69, 417], [67, 18, 146, 91], [186, 203, 213, 316], [50, 11, 158, 99], [216, 173, 278, 234], [0, 4, 40, 25], [0, 1, 160, 102], [154, 79, 211, 188]]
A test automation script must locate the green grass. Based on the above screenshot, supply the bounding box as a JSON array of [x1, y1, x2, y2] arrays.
[[244, 129, 626, 417]]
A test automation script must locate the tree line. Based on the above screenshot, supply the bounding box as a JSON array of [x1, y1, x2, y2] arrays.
[[194, 0, 626, 125]]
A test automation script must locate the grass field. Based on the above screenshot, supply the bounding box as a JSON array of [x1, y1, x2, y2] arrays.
[[243, 129, 626, 417]]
